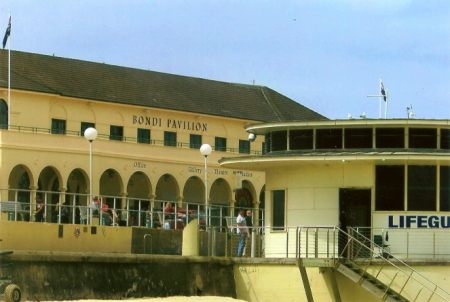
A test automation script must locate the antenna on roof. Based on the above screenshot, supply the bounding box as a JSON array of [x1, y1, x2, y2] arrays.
[[407, 105, 415, 119]]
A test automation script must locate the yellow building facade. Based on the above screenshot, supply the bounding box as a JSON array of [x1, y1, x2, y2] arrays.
[[0, 50, 326, 226]]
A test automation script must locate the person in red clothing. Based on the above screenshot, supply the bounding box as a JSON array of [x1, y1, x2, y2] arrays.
[[164, 202, 174, 219]]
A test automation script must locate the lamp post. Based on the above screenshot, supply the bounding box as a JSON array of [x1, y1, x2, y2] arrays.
[[200, 144, 212, 220], [200, 144, 212, 255], [84, 127, 98, 225]]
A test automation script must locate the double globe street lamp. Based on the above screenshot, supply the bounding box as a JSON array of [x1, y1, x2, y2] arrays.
[[84, 127, 98, 225]]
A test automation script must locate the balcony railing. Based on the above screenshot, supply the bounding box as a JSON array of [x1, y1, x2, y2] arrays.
[[1, 124, 262, 155], [0, 188, 264, 231]]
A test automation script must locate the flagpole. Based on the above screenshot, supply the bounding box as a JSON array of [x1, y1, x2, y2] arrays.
[[385, 89, 389, 119], [379, 79, 382, 119], [7, 12, 10, 130]]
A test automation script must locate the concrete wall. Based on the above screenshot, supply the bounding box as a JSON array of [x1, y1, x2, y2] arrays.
[[4, 252, 236, 301]]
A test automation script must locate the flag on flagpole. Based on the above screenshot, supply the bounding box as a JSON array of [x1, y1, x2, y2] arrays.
[[380, 81, 387, 102], [2, 15, 10, 49]]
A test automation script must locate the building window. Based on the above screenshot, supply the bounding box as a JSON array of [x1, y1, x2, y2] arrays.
[[164, 131, 177, 147], [190, 134, 202, 149], [0, 99, 7, 129], [272, 190, 285, 231], [110, 125, 123, 141], [290, 129, 313, 150], [262, 142, 266, 155], [375, 166, 404, 211], [408, 166, 436, 211], [345, 128, 373, 149], [239, 139, 250, 154], [81, 122, 95, 136], [440, 166, 450, 211], [441, 129, 450, 150], [51, 119, 66, 135], [272, 130, 288, 151], [409, 128, 437, 149], [316, 129, 342, 149], [265, 133, 271, 153], [215, 137, 227, 151], [376, 128, 404, 148], [137, 128, 150, 144]]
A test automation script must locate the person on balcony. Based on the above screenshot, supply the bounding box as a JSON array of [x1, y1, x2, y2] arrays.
[[34, 195, 45, 222], [164, 202, 175, 219], [236, 208, 247, 257]]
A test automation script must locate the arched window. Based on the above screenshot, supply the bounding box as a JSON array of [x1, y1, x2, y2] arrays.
[[0, 99, 8, 129]]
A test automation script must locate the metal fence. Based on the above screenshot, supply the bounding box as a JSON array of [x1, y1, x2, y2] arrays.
[[0, 188, 265, 231]]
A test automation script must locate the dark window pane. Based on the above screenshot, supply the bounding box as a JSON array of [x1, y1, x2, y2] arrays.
[[110, 125, 123, 141], [345, 128, 373, 149], [239, 139, 250, 154], [265, 133, 271, 153], [375, 166, 404, 211], [316, 129, 342, 149], [190, 134, 202, 149], [272, 190, 285, 231], [441, 129, 450, 150], [164, 131, 177, 147], [214, 137, 226, 151], [137, 128, 150, 144], [272, 130, 287, 151], [409, 128, 437, 149], [262, 142, 266, 155], [81, 122, 95, 136], [51, 119, 66, 135], [376, 128, 404, 148], [408, 166, 436, 211], [0, 99, 8, 128], [290, 129, 313, 150], [440, 166, 450, 211]]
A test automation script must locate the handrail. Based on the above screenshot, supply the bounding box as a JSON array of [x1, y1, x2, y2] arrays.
[[2, 124, 263, 155], [340, 227, 450, 302]]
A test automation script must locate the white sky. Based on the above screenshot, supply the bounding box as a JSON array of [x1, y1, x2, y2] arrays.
[[1, 0, 449, 120]]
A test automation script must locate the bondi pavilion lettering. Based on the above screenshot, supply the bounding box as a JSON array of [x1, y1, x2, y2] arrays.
[[132, 115, 207, 132]]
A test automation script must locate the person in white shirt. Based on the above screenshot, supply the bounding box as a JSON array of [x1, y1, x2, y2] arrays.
[[236, 208, 247, 257]]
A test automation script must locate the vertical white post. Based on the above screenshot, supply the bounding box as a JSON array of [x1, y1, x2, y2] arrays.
[[89, 141, 93, 225], [7, 13, 11, 129]]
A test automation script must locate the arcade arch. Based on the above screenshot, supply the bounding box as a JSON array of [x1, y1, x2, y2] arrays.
[[182, 176, 204, 209], [100, 168, 123, 207], [210, 178, 231, 206], [8, 164, 33, 203], [66, 168, 89, 207], [127, 171, 152, 211], [155, 174, 179, 207]]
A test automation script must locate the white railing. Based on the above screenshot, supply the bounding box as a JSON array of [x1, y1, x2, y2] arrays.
[[0, 188, 265, 230]]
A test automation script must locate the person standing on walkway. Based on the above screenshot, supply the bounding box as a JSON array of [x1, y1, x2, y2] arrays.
[[243, 210, 253, 256], [236, 208, 247, 257], [34, 195, 45, 222]]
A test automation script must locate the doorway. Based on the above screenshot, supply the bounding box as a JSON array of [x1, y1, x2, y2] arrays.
[[339, 188, 371, 255]]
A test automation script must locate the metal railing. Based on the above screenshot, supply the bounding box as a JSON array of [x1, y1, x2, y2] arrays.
[[0, 188, 265, 230], [294, 226, 450, 302], [352, 227, 450, 259], [2, 124, 263, 155]]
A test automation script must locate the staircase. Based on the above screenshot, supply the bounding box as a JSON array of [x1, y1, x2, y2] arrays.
[[336, 259, 407, 301], [296, 226, 450, 302]]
